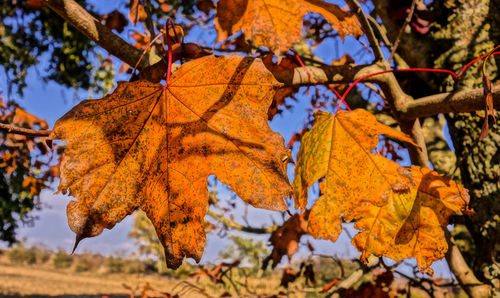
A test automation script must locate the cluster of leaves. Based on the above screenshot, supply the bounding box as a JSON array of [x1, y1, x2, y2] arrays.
[[0, 98, 59, 243], [42, 0, 473, 277]]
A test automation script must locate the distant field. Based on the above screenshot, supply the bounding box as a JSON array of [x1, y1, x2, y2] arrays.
[[0, 254, 288, 297], [0, 260, 184, 297], [0, 247, 461, 297]]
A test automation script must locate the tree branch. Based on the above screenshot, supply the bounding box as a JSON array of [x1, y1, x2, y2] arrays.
[[445, 230, 492, 297], [0, 123, 51, 137], [41, 0, 158, 69], [207, 210, 278, 234], [345, 0, 385, 61], [401, 85, 500, 120]]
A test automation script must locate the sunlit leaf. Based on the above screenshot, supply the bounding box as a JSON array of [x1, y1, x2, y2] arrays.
[[50, 55, 292, 268]]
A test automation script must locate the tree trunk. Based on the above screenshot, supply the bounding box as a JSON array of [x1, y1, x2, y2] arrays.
[[431, 1, 499, 292], [373, 0, 498, 296]]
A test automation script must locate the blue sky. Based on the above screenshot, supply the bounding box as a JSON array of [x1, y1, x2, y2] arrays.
[[0, 0, 455, 278]]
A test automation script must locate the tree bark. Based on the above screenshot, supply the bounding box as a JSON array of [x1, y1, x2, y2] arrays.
[[430, 2, 499, 296], [372, 0, 498, 296]]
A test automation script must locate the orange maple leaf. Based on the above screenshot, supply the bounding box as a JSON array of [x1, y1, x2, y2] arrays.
[[214, 0, 362, 58], [49, 55, 292, 268]]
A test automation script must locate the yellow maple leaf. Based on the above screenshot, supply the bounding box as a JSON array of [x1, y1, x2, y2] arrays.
[[292, 109, 469, 272], [352, 159, 469, 273], [292, 109, 417, 241]]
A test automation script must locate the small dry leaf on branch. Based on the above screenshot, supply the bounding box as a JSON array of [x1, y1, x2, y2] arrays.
[[479, 44, 499, 140], [196, 0, 215, 15], [13, 107, 49, 130], [190, 261, 240, 284], [480, 72, 496, 140], [302, 0, 363, 40], [101, 10, 128, 33], [262, 54, 300, 119], [129, 0, 147, 26], [50, 55, 292, 268]]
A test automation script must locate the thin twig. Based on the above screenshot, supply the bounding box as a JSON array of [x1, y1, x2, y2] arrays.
[[207, 210, 278, 234], [367, 15, 392, 47], [363, 82, 386, 99], [142, 0, 156, 38], [0, 123, 51, 137], [345, 0, 384, 61], [388, 0, 417, 62]]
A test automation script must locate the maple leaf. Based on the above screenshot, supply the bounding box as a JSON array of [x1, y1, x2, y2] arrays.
[[352, 160, 469, 273], [292, 109, 470, 272], [292, 109, 417, 242], [302, 0, 363, 40], [214, 0, 361, 58], [13, 107, 49, 130], [49, 55, 292, 269]]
